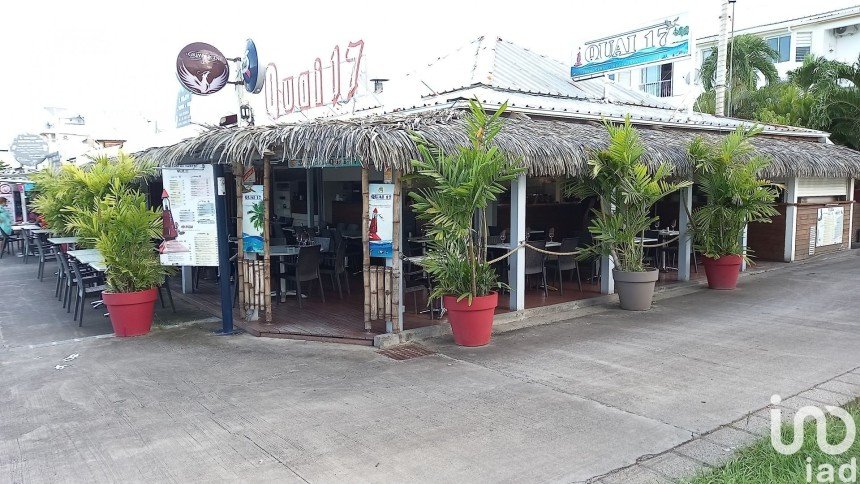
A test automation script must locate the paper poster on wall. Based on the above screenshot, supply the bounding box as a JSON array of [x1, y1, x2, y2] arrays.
[[368, 183, 394, 258], [815, 206, 844, 247], [0, 183, 17, 224], [242, 185, 265, 253], [158, 165, 219, 267]]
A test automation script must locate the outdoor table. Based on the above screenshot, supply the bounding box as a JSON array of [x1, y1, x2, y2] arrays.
[[634, 237, 658, 244], [68, 249, 103, 265], [341, 234, 362, 240], [659, 229, 680, 237], [47, 236, 79, 245], [88, 260, 108, 272], [31, 229, 53, 235], [12, 224, 39, 232], [404, 255, 427, 266]]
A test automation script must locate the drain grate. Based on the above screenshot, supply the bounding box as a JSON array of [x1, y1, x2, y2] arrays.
[[378, 343, 436, 360]]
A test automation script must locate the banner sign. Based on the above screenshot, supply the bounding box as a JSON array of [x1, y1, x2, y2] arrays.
[[176, 87, 192, 128], [571, 14, 690, 78], [368, 183, 393, 258], [242, 185, 265, 253], [176, 42, 230, 96], [10, 134, 49, 166], [816, 206, 844, 247], [158, 165, 219, 266]]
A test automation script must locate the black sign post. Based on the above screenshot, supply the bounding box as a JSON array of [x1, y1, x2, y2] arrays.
[[213, 164, 238, 335]]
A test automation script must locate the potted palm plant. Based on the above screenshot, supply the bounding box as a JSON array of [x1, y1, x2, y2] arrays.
[[66, 155, 170, 337], [409, 100, 522, 346], [567, 117, 690, 310], [687, 127, 779, 289]]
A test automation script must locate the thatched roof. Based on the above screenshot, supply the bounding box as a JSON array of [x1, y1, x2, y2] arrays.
[[138, 109, 860, 179]]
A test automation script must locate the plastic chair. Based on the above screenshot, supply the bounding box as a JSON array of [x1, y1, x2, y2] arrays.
[[282, 245, 323, 308], [0, 228, 23, 258], [69, 258, 105, 326], [320, 237, 349, 299], [524, 240, 548, 297], [547, 237, 582, 295], [34, 236, 57, 281]]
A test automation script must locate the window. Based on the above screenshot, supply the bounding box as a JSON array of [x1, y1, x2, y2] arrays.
[[795, 31, 812, 62], [766, 35, 791, 63], [607, 73, 616, 81], [701, 47, 714, 66], [640, 63, 673, 97]]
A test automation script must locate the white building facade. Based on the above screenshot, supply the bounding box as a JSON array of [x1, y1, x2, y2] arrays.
[[596, 5, 860, 107]]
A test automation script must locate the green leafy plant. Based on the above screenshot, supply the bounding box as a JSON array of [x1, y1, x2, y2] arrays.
[[31, 153, 155, 240], [687, 127, 780, 260], [249, 200, 265, 231], [67, 179, 171, 293], [566, 117, 691, 273], [408, 100, 523, 303]]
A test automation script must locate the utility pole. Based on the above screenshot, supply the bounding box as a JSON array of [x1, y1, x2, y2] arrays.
[[715, 0, 730, 116]]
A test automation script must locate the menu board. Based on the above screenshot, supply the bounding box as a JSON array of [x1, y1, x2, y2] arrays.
[[815, 206, 844, 247], [159, 165, 219, 266]]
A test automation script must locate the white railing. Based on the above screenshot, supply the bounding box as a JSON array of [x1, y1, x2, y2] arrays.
[[639, 79, 673, 98]]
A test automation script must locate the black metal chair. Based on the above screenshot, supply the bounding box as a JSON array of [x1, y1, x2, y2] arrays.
[[547, 237, 582, 295], [33, 235, 57, 281], [0, 227, 22, 258], [524, 240, 548, 298], [69, 257, 105, 326], [22, 229, 38, 264], [282, 245, 324, 308], [319, 237, 349, 299], [157, 276, 176, 313]]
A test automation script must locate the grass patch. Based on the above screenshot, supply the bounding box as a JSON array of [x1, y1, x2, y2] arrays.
[[689, 401, 860, 484]]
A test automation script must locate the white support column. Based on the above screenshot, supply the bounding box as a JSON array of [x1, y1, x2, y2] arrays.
[[677, 185, 693, 281], [20, 188, 27, 222], [784, 177, 799, 262], [739, 224, 748, 271], [180, 266, 194, 293], [316, 168, 325, 226], [508, 174, 526, 311], [599, 255, 614, 294]]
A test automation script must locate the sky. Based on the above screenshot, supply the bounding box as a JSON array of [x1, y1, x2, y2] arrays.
[[1, 0, 857, 148]]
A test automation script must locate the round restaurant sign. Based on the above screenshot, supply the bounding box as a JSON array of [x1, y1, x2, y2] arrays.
[[9, 133, 49, 166], [176, 42, 230, 96], [242, 39, 265, 94]]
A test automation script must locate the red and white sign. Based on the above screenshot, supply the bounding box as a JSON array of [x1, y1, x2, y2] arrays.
[[265, 40, 365, 120]]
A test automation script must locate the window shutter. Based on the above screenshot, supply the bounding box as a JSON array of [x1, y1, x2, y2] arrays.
[[796, 32, 812, 62]]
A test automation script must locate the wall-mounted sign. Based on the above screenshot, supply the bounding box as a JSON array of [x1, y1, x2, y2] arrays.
[[159, 165, 219, 267], [176, 42, 230, 96], [265, 40, 365, 120], [242, 185, 265, 253], [368, 183, 393, 258], [242, 39, 265, 94], [816, 206, 844, 247], [571, 14, 690, 78], [176, 87, 192, 128], [9, 134, 49, 166]]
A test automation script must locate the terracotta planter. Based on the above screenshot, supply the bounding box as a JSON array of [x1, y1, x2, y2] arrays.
[[102, 288, 158, 337], [612, 269, 659, 311], [443, 292, 498, 347], [702, 255, 742, 290]]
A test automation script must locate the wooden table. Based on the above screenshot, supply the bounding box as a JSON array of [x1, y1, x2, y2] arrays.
[[47, 236, 79, 245]]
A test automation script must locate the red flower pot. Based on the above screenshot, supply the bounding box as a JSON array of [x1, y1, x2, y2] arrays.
[[443, 292, 498, 347], [702, 255, 743, 290], [101, 288, 158, 337]]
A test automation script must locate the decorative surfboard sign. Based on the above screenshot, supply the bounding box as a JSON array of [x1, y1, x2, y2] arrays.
[[242, 39, 265, 94], [176, 42, 230, 96]]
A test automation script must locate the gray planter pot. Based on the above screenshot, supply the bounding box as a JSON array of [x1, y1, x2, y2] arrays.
[[612, 268, 659, 311]]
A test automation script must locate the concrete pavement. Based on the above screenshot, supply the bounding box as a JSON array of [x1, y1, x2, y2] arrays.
[[1, 250, 859, 483]]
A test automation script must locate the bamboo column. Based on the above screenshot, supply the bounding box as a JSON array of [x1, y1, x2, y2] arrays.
[[362, 167, 371, 331], [263, 157, 273, 324], [391, 169, 402, 333], [233, 162, 245, 312]]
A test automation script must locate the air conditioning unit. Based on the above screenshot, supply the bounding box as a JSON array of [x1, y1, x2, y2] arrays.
[[834, 24, 859, 37]]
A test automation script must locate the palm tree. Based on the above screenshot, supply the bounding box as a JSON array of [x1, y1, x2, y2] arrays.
[[700, 34, 780, 92], [788, 55, 860, 149]]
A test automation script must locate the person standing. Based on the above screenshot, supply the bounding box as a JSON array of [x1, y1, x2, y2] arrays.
[[0, 197, 12, 235]]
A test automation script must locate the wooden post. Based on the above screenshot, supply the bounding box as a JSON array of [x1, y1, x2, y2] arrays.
[[390, 169, 402, 333], [263, 158, 272, 324], [362, 167, 371, 330], [233, 163, 245, 312]]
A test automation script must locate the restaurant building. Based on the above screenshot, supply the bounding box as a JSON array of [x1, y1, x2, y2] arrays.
[[141, 36, 860, 345]]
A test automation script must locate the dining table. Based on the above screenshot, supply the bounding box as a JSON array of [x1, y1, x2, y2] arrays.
[[47, 236, 79, 245], [67, 248, 104, 265], [12, 224, 39, 232]]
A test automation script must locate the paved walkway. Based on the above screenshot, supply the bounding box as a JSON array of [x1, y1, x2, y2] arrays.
[[1, 251, 859, 483]]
